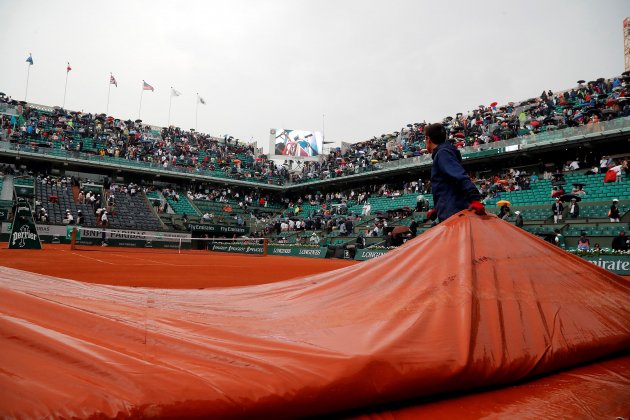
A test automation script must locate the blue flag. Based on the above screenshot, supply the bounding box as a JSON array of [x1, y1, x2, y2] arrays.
[[26, 53, 33, 65]]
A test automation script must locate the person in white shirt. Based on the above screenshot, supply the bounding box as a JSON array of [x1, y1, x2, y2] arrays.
[[362, 203, 371, 216], [339, 222, 347, 235], [101, 211, 109, 227], [63, 210, 74, 225], [611, 165, 623, 182]]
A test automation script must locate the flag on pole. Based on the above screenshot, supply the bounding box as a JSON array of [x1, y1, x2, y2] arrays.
[[26, 53, 33, 66], [171, 88, 182, 97], [110, 74, 118, 87], [198, 96, 206, 105], [142, 80, 154, 91], [66, 62, 72, 72]]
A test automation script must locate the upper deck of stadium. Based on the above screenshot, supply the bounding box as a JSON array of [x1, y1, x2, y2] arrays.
[[1, 73, 628, 191]]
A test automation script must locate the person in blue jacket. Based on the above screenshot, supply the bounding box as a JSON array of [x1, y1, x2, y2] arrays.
[[424, 123, 486, 222]]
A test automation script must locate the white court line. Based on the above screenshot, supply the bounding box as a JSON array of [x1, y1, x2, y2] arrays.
[[63, 250, 252, 268], [67, 251, 116, 265], [93, 252, 179, 266]]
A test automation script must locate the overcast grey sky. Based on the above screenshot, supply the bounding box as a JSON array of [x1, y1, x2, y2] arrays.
[[1, 0, 628, 152]]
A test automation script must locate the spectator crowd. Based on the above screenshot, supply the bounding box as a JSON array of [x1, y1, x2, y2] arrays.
[[2, 73, 629, 184]]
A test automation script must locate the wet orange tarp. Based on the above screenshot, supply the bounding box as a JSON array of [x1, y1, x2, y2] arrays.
[[350, 354, 630, 419], [1, 211, 629, 418]]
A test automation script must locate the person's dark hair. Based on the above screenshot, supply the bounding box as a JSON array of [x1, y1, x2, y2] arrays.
[[425, 123, 447, 144]]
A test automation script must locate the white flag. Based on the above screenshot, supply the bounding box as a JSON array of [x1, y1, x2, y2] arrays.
[[171, 88, 182, 97]]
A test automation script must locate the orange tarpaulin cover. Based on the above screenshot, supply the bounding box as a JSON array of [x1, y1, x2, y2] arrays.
[[351, 354, 630, 419], [1, 211, 629, 418]]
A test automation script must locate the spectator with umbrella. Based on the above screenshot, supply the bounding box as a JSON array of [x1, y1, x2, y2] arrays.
[[391, 226, 411, 246], [561, 195, 581, 219], [551, 186, 565, 199], [571, 183, 587, 197], [498, 201, 512, 221]]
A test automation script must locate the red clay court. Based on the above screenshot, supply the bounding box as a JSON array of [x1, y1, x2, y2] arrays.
[[0, 243, 358, 288]]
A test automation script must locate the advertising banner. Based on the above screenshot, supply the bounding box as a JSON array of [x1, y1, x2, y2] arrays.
[[582, 256, 630, 275], [189, 223, 250, 235], [1, 223, 190, 246], [209, 243, 265, 255], [206, 243, 329, 258], [8, 198, 42, 249], [354, 248, 389, 261], [268, 246, 328, 258]]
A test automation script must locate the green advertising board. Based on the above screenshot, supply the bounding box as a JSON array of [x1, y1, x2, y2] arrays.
[[0, 208, 8, 221], [209, 242, 264, 254], [189, 223, 250, 235], [14, 185, 34, 198], [8, 198, 42, 249], [354, 248, 389, 261], [81, 184, 103, 195], [206, 242, 329, 258], [268, 246, 328, 258], [582, 256, 630, 276]]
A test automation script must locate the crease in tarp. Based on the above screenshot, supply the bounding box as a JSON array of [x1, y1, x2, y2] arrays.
[[0, 211, 629, 419]]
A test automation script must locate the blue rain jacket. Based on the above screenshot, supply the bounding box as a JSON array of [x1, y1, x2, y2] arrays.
[[431, 142, 481, 221]]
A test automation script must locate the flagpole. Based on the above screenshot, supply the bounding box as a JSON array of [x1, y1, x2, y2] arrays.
[[168, 87, 173, 126], [138, 84, 144, 119], [25, 64, 31, 101], [195, 93, 199, 130], [106, 73, 112, 114], [62, 66, 69, 109]]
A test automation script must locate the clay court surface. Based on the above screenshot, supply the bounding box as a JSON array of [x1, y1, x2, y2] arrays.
[[0, 244, 358, 288], [2, 244, 626, 287]]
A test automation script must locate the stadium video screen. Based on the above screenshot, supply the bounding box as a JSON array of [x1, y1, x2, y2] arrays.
[[270, 129, 323, 159]]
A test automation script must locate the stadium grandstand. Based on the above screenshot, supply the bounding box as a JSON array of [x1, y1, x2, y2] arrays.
[[1, 72, 628, 259]]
